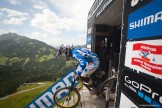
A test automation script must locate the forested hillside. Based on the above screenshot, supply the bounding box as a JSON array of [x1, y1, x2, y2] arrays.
[[0, 33, 76, 97]]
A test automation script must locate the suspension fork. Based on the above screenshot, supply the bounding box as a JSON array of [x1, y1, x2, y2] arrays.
[[67, 77, 77, 95], [71, 78, 76, 90]]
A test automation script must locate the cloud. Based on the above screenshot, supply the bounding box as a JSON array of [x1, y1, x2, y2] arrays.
[[0, 8, 28, 17], [30, 0, 94, 46], [46, 0, 94, 31], [29, 31, 86, 47], [0, 0, 94, 47], [0, 28, 18, 35], [32, 0, 48, 10], [48, 0, 94, 18], [31, 8, 90, 34], [33, 5, 44, 10], [0, 11, 2, 15], [9, 0, 21, 5], [0, 8, 29, 25], [3, 17, 27, 25], [29, 32, 61, 46], [67, 34, 87, 46], [31, 9, 60, 35]]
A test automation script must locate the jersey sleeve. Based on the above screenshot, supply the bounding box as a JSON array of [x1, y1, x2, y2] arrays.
[[73, 51, 86, 76], [81, 48, 97, 58]]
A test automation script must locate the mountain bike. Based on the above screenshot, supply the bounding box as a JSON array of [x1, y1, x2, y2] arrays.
[[53, 67, 118, 108]]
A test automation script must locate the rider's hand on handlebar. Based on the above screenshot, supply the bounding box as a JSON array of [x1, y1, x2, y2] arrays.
[[74, 72, 79, 80]]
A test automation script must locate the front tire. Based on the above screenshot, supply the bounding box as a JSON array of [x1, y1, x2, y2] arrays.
[[53, 87, 80, 108]]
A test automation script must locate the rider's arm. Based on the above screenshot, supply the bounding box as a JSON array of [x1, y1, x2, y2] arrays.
[[73, 52, 86, 76]]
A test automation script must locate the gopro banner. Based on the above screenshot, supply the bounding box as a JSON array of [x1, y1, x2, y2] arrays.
[[127, 0, 162, 39], [125, 39, 162, 79], [121, 70, 162, 108], [25, 69, 78, 108]]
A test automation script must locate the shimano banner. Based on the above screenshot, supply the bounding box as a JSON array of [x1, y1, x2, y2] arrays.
[[25, 69, 78, 108], [127, 0, 162, 40]]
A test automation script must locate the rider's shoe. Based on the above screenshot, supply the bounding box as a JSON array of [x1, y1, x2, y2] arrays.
[[90, 87, 97, 95]]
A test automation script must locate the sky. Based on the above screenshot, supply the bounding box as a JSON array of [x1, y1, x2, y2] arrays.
[[0, 0, 94, 47]]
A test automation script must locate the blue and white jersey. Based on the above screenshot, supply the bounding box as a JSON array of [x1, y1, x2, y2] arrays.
[[72, 48, 99, 76]]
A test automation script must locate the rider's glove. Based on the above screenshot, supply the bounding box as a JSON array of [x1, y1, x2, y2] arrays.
[[74, 74, 79, 80], [74, 72, 81, 80]]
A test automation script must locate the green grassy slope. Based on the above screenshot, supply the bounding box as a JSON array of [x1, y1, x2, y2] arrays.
[[0, 81, 53, 108]]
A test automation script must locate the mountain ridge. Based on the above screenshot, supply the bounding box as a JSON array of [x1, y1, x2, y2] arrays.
[[0, 32, 58, 68]]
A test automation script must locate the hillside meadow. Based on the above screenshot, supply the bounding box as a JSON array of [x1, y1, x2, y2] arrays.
[[0, 81, 53, 108]]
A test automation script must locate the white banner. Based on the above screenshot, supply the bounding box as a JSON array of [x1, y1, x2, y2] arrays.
[[119, 92, 138, 108], [125, 39, 162, 79]]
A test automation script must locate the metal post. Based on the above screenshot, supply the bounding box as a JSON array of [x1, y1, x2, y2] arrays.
[[105, 86, 109, 108]]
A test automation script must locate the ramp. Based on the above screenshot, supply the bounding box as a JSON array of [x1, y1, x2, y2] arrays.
[[76, 86, 115, 108]]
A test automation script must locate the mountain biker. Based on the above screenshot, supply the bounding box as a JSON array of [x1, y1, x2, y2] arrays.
[[56, 44, 100, 94]]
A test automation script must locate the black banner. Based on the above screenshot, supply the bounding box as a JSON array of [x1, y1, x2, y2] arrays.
[[121, 70, 162, 108], [125, 0, 153, 13]]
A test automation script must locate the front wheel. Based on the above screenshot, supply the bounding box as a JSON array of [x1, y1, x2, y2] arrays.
[[53, 87, 80, 108], [100, 77, 117, 100]]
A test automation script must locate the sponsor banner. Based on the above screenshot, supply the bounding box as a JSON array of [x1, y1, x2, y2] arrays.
[[127, 0, 162, 39], [25, 69, 78, 108], [87, 27, 92, 35], [87, 35, 92, 45], [119, 92, 138, 108], [87, 44, 91, 51], [121, 70, 162, 108], [125, 39, 162, 79]]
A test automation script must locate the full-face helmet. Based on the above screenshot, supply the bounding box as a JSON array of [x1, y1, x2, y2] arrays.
[[56, 44, 72, 61]]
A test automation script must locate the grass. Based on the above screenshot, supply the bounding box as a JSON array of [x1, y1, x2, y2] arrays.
[[65, 60, 76, 68], [8, 57, 23, 65], [0, 56, 8, 65], [0, 81, 54, 108], [37, 54, 55, 62], [22, 58, 30, 66], [35, 48, 56, 62], [16, 84, 39, 92]]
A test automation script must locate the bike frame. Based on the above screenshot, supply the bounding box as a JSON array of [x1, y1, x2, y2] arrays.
[[70, 75, 92, 92]]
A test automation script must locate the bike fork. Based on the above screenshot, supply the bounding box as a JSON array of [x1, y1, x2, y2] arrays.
[[67, 78, 76, 97]]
